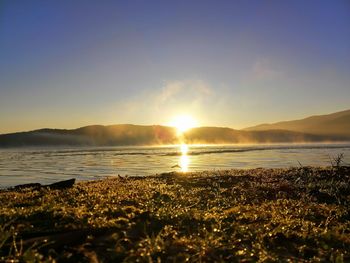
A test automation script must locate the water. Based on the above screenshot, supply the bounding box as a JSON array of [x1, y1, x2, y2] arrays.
[[0, 143, 349, 188]]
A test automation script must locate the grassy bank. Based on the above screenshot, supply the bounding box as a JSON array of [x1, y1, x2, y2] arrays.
[[0, 166, 350, 262]]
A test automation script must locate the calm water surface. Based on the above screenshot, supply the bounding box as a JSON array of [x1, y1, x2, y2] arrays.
[[0, 143, 349, 188]]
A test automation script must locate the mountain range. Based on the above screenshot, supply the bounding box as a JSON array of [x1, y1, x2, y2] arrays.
[[0, 109, 349, 147], [245, 109, 350, 137]]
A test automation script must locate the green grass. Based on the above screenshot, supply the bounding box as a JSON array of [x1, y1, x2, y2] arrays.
[[1, 167, 350, 262]]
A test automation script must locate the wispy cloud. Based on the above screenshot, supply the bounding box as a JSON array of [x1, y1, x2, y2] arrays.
[[155, 79, 212, 109], [251, 58, 284, 79], [110, 79, 214, 125]]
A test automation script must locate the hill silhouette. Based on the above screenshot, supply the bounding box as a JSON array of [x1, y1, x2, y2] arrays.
[[245, 109, 350, 138], [1, 112, 349, 147], [1, 109, 349, 147], [183, 127, 335, 144], [0, 125, 178, 147]]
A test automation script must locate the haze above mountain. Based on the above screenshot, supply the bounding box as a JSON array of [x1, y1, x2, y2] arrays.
[[0, 109, 349, 147]]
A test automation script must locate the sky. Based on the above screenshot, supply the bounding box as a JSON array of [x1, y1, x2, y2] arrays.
[[0, 0, 349, 133]]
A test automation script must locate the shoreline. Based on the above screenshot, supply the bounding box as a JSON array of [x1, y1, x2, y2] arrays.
[[1, 143, 350, 190], [1, 166, 350, 262]]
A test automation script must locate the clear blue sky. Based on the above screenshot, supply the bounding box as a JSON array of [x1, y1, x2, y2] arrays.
[[1, 0, 349, 133]]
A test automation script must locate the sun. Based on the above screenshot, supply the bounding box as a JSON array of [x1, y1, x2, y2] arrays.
[[169, 115, 198, 134]]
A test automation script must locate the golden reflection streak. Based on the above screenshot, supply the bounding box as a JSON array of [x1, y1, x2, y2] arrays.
[[180, 143, 189, 172]]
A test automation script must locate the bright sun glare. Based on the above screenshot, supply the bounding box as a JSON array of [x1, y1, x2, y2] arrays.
[[169, 115, 198, 134]]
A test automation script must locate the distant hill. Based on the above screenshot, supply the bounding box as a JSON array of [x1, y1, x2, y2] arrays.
[[184, 127, 333, 144], [245, 109, 350, 139], [0, 122, 346, 147], [0, 125, 178, 147], [1, 109, 349, 147]]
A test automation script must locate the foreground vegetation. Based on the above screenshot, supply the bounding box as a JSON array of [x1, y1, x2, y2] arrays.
[[0, 166, 349, 262]]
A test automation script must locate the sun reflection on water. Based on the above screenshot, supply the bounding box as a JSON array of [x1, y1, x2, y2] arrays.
[[180, 143, 189, 172], [181, 143, 188, 154]]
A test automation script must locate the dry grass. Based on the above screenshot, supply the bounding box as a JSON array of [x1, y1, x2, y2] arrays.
[[0, 166, 350, 262]]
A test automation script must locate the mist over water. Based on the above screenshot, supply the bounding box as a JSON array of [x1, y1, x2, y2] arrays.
[[0, 143, 350, 188]]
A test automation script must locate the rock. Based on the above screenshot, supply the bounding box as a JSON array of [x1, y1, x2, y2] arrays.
[[13, 179, 76, 191], [47, 178, 75, 189], [13, 183, 42, 190]]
